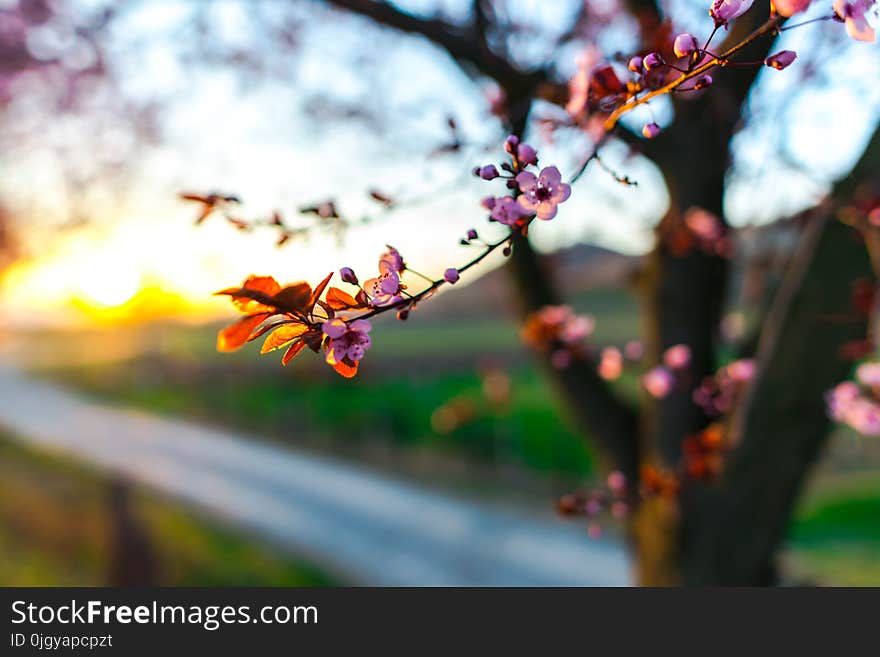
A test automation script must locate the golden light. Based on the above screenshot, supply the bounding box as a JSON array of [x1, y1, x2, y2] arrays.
[[76, 257, 142, 308]]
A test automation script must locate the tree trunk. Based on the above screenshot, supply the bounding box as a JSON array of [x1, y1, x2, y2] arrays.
[[681, 213, 873, 584]]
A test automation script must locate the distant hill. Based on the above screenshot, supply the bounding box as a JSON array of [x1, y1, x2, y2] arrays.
[[412, 243, 642, 322]]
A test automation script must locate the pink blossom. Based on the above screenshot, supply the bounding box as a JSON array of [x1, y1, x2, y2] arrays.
[[489, 196, 530, 225], [364, 248, 405, 306], [856, 362, 880, 386], [529, 305, 594, 346], [642, 122, 661, 139], [833, 0, 876, 42], [846, 398, 880, 436], [567, 68, 590, 116], [624, 340, 644, 360], [485, 84, 507, 117], [607, 470, 627, 493], [322, 318, 372, 365], [710, 0, 755, 25], [380, 246, 405, 274], [773, 0, 812, 15], [826, 381, 860, 421], [726, 359, 756, 383], [587, 523, 603, 539], [516, 166, 572, 220], [598, 346, 624, 381], [444, 268, 460, 284], [567, 48, 601, 117], [561, 315, 595, 343], [663, 344, 692, 370], [673, 33, 698, 58], [765, 50, 797, 70], [643, 366, 675, 398]]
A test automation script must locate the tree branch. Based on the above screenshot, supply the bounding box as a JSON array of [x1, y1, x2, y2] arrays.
[[322, 0, 548, 98]]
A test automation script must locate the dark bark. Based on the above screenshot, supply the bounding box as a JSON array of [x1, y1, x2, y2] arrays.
[[682, 213, 873, 584], [677, 126, 880, 585]]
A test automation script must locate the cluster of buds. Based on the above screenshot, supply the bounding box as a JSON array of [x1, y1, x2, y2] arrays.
[[827, 362, 880, 436], [693, 359, 757, 417], [563, 0, 875, 156], [641, 344, 692, 399], [557, 470, 630, 539], [521, 305, 595, 370], [682, 423, 727, 482], [597, 341, 645, 380]]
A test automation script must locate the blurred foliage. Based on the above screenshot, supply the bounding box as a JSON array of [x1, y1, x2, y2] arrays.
[[0, 433, 331, 586]]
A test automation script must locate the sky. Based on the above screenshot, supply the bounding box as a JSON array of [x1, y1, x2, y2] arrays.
[[0, 0, 877, 328]]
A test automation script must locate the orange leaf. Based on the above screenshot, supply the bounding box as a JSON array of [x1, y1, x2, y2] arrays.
[[281, 340, 307, 366], [261, 324, 309, 354], [217, 313, 270, 352], [309, 272, 334, 308], [326, 287, 359, 310], [330, 359, 359, 378], [273, 282, 312, 312], [217, 276, 281, 314]]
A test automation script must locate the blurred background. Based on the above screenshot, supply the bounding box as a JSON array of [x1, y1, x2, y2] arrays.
[[0, 0, 878, 586]]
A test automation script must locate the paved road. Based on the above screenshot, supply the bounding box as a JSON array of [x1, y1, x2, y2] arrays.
[[0, 366, 630, 586]]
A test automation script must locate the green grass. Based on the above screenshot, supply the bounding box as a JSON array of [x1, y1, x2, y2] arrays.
[[0, 433, 332, 586], [786, 474, 880, 585]]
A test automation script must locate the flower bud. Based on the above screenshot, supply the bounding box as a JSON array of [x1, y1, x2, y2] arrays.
[[504, 134, 520, 154], [466, 228, 479, 240], [627, 56, 643, 73], [764, 50, 797, 70], [693, 74, 713, 90], [773, 0, 812, 17], [642, 52, 665, 70], [673, 33, 698, 58], [642, 122, 661, 139], [479, 165, 500, 180], [517, 143, 538, 166], [339, 267, 358, 285], [710, 0, 755, 26], [444, 268, 460, 284], [397, 309, 409, 321]]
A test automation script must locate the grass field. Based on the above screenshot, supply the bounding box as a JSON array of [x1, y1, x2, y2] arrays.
[[0, 432, 331, 586]]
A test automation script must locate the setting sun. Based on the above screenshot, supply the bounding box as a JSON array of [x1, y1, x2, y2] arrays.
[[76, 258, 142, 308]]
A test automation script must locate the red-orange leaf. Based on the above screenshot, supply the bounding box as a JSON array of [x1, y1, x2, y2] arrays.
[[261, 324, 309, 354], [281, 340, 307, 366], [217, 313, 270, 352], [217, 276, 281, 314], [273, 282, 312, 312], [309, 272, 334, 309], [326, 287, 360, 310], [330, 359, 359, 378]]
